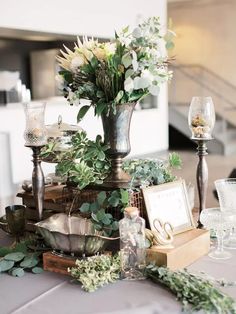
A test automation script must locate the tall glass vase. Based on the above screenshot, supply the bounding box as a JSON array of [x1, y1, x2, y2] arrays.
[[101, 103, 135, 188]]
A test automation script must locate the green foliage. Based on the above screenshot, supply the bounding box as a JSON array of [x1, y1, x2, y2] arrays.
[[145, 265, 236, 314], [122, 153, 182, 189], [68, 254, 121, 292], [55, 131, 111, 189], [67, 254, 236, 313], [0, 239, 43, 277], [79, 189, 129, 236]]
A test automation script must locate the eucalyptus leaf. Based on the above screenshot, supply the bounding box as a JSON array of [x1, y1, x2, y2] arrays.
[[102, 215, 111, 225], [4, 252, 25, 262], [121, 53, 132, 68], [11, 267, 25, 277], [108, 196, 119, 207], [120, 189, 129, 205], [20, 255, 38, 268], [97, 192, 107, 206], [80, 203, 91, 213], [0, 260, 14, 272], [32, 267, 44, 274]]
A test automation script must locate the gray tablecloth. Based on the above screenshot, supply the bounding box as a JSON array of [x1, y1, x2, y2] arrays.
[[0, 231, 235, 314]]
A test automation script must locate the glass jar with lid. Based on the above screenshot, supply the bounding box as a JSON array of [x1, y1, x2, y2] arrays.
[[42, 115, 83, 162]]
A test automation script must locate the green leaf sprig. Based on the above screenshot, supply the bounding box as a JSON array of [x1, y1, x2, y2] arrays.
[[55, 131, 111, 189], [123, 152, 182, 189], [69, 254, 121, 292], [80, 190, 129, 236], [145, 265, 236, 314]]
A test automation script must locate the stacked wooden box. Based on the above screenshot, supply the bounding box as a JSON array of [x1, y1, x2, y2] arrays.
[[17, 185, 69, 231]]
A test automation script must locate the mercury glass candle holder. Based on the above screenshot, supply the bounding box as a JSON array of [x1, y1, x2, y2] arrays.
[[24, 102, 47, 146], [24, 102, 47, 221], [188, 96, 215, 227], [188, 96, 215, 140]]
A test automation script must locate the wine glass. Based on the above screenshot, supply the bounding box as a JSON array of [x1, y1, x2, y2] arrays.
[[200, 207, 235, 259], [188, 96, 215, 139], [215, 178, 236, 249]]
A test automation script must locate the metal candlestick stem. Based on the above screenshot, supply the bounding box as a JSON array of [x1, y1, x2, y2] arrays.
[[28, 146, 45, 221], [194, 139, 211, 228]]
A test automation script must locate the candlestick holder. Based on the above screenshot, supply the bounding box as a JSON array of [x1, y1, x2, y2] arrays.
[[188, 97, 215, 227], [28, 145, 45, 221], [24, 102, 47, 221], [193, 138, 212, 227]]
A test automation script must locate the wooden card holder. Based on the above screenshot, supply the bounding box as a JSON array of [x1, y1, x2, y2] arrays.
[[146, 228, 210, 270]]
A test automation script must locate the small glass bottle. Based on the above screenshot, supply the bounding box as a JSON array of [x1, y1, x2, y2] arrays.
[[119, 206, 146, 280]]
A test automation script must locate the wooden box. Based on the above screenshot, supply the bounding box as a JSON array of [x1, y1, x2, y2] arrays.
[[43, 252, 76, 275], [146, 228, 210, 270]]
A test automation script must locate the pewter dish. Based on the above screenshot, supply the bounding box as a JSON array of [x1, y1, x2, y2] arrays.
[[35, 213, 118, 256]]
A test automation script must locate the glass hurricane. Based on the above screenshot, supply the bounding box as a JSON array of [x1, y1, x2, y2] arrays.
[[188, 96, 215, 140], [215, 178, 236, 249], [24, 102, 47, 147], [200, 207, 235, 260]]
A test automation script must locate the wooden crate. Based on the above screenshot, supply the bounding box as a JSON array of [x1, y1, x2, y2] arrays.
[[43, 252, 76, 275]]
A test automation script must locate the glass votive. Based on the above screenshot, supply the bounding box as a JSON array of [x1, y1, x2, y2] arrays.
[[188, 96, 215, 140], [5, 205, 26, 241], [24, 102, 47, 146]]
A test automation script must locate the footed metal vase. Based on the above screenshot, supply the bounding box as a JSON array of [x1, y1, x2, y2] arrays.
[[101, 103, 135, 188]]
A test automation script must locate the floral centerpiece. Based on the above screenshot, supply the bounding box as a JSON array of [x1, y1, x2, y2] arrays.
[[56, 16, 174, 187], [57, 16, 174, 120]]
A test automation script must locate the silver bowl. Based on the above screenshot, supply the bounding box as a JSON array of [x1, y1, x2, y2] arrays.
[[35, 213, 119, 256]]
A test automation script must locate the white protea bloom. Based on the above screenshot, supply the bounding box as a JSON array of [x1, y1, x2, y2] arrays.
[[70, 55, 86, 71], [57, 44, 87, 72], [124, 77, 134, 93], [93, 46, 107, 61]]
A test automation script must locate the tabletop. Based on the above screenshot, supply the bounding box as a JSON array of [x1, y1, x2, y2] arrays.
[[0, 231, 235, 314]]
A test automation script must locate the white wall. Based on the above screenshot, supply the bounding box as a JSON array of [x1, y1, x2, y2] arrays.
[[0, 0, 167, 38], [0, 96, 168, 184], [168, 1, 236, 86]]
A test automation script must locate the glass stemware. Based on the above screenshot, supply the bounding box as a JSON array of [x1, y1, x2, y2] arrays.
[[5, 205, 26, 242], [200, 207, 234, 260], [188, 96, 215, 140], [215, 178, 236, 249]]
